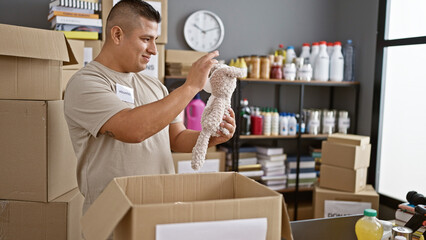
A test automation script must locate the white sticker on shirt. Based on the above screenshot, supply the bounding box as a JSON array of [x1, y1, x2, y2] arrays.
[[116, 83, 134, 104]]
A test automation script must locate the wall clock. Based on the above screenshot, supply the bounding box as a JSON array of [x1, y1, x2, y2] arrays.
[[183, 10, 225, 52]]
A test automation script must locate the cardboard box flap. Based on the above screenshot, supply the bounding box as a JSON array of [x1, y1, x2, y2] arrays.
[[281, 199, 293, 240], [81, 179, 132, 240], [327, 133, 370, 146], [0, 23, 77, 65]]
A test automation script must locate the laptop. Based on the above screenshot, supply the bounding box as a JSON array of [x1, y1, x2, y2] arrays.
[[288, 214, 363, 240]]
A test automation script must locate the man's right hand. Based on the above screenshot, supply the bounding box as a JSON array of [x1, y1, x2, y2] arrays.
[[184, 51, 219, 93]]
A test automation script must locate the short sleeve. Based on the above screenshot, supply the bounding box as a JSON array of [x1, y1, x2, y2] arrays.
[[64, 72, 129, 137]]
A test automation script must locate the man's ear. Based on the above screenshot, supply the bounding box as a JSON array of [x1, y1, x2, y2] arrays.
[[110, 26, 124, 45]]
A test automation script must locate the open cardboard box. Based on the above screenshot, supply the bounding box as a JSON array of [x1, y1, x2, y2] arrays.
[[82, 172, 293, 240], [0, 23, 77, 100]]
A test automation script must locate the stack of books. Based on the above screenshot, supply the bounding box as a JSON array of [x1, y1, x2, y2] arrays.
[[165, 63, 192, 76], [48, 0, 102, 40], [256, 146, 287, 190], [221, 145, 263, 178], [394, 203, 426, 239], [286, 155, 317, 188]]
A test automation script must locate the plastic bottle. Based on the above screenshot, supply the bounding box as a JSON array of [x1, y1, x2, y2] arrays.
[[240, 57, 248, 79], [263, 108, 272, 136], [251, 107, 263, 135], [309, 42, 320, 70], [343, 39, 355, 82], [279, 113, 288, 136], [288, 113, 297, 136], [327, 42, 334, 58], [186, 93, 205, 131], [270, 62, 283, 79], [240, 99, 251, 135], [329, 41, 344, 82], [271, 108, 279, 136], [355, 209, 384, 240], [299, 43, 311, 62], [285, 46, 297, 65], [274, 44, 286, 66], [314, 41, 330, 81]]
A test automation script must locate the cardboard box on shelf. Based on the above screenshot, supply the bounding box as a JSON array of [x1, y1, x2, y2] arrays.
[[321, 140, 371, 169], [82, 172, 293, 240], [327, 133, 370, 146], [313, 185, 379, 219], [64, 39, 84, 70], [83, 40, 102, 61], [0, 188, 84, 240], [0, 24, 77, 100], [101, 0, 167, 44], [319, 164, 367, 193], [0, 100, 77, 202], [172, 151, 226, 173]]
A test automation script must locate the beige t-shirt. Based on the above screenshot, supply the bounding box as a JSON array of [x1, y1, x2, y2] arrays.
[[64, 61, 179, 212]]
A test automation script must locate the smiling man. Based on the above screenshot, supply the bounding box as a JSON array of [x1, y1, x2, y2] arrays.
[[64, 0, 235, 216]]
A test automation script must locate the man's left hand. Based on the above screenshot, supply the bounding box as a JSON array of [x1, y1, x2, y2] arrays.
[[210, 108, 236, 146]]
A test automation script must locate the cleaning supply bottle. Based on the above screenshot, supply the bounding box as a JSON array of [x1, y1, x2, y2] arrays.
[[299, 43, 311, 61], [263, 108, 272, 136], [288, 113, 297, 136], [343, 39, 355, 82], [330, 41, 344, 82], [280, 113, 288, 136], [355, 209, 384, 240], [185, 93, 205, 131], [240, 98, 251, 135], [271, 108, 279, 136], [314, 41, 330, 81], [286, 46, 297, 65], [275, 44, 286, 66], [309, 42, 320, 70]]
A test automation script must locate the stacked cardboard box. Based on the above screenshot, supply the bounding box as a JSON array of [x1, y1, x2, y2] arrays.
[[165, 49, 207, 77], [0, 24, 83, 239], [314, 134, 379, 218]]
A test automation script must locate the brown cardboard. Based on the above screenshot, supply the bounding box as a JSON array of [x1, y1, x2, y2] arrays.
[[102, 0, 167, 44], [0, 100, 77, 202], [64, 40, 84, 70], [81, 172, 293, 240], [287, 203, 314, 221], [313, 185, 379, 219], [0, 23, 77, 100], [0, 188, 84, 240], [157, 43, 165, 83], [166, 49, 207, 64], [172, 151, 226, 172], [319, 164, 367, 193], [83, 40, 103, 59], [321, 141, 371, 169], [327, 133, 370, 146]]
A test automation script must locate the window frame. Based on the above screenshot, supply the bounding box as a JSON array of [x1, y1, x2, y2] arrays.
[[371, 0, 426, 209]]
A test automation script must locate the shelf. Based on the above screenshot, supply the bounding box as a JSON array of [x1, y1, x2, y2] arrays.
[[238, 134, 329, 140], [239, 78, 360, 87]]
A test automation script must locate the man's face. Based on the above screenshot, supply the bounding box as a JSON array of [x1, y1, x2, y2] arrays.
[[120, 17, 158, 73]]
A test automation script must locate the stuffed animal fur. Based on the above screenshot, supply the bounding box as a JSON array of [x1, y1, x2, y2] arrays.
[[191, 64, 245, 170]]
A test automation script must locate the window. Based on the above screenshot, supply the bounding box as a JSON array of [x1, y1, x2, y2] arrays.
[[373, 0, 426, 203]]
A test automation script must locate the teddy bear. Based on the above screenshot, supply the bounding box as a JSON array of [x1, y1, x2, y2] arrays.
[[191, 64, 245, 171]]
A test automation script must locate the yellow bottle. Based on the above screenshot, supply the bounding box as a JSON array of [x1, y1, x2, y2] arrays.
[[355, 209, 384, 240]]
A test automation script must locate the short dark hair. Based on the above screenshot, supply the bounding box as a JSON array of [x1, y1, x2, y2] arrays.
[[106, 0, 161, 36]]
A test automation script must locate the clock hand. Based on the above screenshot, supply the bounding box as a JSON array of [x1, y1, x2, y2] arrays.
[[204, 27, 219, 32], [193, 24, 206, 34]]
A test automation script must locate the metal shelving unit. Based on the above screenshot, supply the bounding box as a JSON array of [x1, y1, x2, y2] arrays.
[[231, 77, 360, 220]]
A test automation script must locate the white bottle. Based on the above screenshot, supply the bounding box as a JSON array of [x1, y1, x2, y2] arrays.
[[329, 41, 344, 81], [286, 46, 297, 64], [309, 42, 319, 70], [299, 43, 310, 61], [314, 41, 330, 81], [288, 113, 297, 136], [263, 108, 271, 136], [279, 113, 289, 136], [271, 108, 279, 136], [327, 42, 334, 58]]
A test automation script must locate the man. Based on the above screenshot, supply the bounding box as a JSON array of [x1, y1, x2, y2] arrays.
[[64, 0, 235, 214]]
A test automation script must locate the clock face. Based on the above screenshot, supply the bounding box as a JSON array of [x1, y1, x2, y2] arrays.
[[184, 10, 225, 52]]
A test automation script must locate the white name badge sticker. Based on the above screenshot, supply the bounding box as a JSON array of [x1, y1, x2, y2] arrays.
[[116, 84, 134, 104]]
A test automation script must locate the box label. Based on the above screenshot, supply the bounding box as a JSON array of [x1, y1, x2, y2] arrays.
[[177, 159, 220, 173], [156, 218, 267, 240], [324, 200, 371, 218]]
